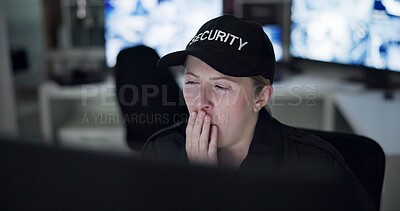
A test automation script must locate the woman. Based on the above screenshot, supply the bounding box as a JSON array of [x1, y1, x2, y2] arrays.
[[140, 15, 375, 210], [141, 15, 280, 169], [141, 15, 337, 172]]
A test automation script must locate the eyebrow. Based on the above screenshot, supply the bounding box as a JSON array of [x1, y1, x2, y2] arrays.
[[184, 71, 239, 83]]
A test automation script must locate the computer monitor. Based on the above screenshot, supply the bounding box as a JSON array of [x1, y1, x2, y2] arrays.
[[290, 0, 400, 74], [0, 136, 367, 210], [263, 24, 283, 62], [239, 2, 285, 62], [104, 0, 223, 68]]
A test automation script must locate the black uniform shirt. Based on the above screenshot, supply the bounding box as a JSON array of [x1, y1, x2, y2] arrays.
[[141, 109, 376, 210]]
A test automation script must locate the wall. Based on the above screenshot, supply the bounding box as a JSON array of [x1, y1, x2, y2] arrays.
[[5, 0, 46, 88], [0, 0, 18, 135]]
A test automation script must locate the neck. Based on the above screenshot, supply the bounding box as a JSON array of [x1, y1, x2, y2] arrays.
[[218, 114, 259, 169]]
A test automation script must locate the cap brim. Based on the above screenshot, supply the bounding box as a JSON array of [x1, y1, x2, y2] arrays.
[[157, 48, 259, 78], [157, 50, 188, 68]]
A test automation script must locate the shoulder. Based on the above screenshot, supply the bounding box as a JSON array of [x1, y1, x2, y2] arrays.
[[265, 119, 351, 181], [280, 121, 346, 164], [246, 110, 348, 175], [285, 123, 347, 165], [140, 122, 187, 164], [278, 122, 376, 209]]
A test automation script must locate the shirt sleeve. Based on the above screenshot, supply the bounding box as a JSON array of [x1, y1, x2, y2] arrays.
[[141, 129, 188, 165]]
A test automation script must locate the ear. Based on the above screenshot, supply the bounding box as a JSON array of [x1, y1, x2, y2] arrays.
[[253, 85, 273, 112]]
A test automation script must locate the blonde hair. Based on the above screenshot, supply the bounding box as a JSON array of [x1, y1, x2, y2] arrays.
[[251, 75, 271, 96], [250, 75, 272, 114]]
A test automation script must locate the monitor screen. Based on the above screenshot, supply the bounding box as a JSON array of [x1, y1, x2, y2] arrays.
[[290, 0, 400, 72], [0, 137, 365, 210], [263, 24, 283, 62], [104, 0, 223, 67]]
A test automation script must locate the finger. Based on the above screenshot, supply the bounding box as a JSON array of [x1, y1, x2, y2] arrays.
[[199, 114, 211, 154], [208, 125, 218, 165], [185, 111, 197, 138], [191, 110, 205, 145], [185, 112, 197, 155]]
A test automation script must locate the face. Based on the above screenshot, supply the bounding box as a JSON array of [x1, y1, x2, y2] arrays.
[[183, 55, 259, 149]]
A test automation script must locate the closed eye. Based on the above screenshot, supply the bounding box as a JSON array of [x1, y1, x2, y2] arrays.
[[185, 81, 198, 85], [215, 84, 229, 91]]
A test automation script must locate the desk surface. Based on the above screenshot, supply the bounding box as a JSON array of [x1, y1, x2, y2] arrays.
[[274, 73, 400, 155], [333, 89, 400, 155]]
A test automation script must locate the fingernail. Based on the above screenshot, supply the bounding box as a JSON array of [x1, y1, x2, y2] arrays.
[[191, 112, 196, 119], [205, 115, 210, 122], [198, 111, 204, 118]]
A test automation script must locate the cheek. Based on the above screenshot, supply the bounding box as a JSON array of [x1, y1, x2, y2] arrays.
[[183, 87, 198, 107], [212, 101, 249, 126], [215, 93, 253, 125], [226, 91, 252, 110]]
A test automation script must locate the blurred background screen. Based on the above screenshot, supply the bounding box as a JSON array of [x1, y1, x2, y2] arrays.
[[290, 0, 400, 73], [104, 0, 223, 67]]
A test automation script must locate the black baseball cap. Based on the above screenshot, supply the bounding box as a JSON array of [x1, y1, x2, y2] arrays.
[[157, 15, 276, 84]]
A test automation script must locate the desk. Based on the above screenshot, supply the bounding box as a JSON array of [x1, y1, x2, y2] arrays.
[[39, 78, 129, 152], [271, 74, 400, 155], [330, 89, 400, 210], [332, 90, 400, 155]]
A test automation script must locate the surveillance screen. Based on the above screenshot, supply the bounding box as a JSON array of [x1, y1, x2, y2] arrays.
[[290, 0, 400, 72], [105, 0, 223, 67], [263, 24, 283, 62]]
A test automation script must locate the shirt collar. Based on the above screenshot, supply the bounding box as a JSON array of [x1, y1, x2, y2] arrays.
[[247, 108, 282, 154]]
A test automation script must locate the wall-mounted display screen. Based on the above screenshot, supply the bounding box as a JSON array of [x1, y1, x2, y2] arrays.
[[105, 0, 223, 67], [290, 0, 400, 72], [263, 24, 283, 61]]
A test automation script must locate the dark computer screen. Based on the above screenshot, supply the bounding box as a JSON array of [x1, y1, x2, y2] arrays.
[[0, 136, 364, 210]]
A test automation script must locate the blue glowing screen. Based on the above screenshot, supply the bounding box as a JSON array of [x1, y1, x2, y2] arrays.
[[290, 0, 400, 72], [105, 0, 222, 67]]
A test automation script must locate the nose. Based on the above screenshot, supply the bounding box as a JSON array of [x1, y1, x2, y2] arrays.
[[196, 86, 213, 112]]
